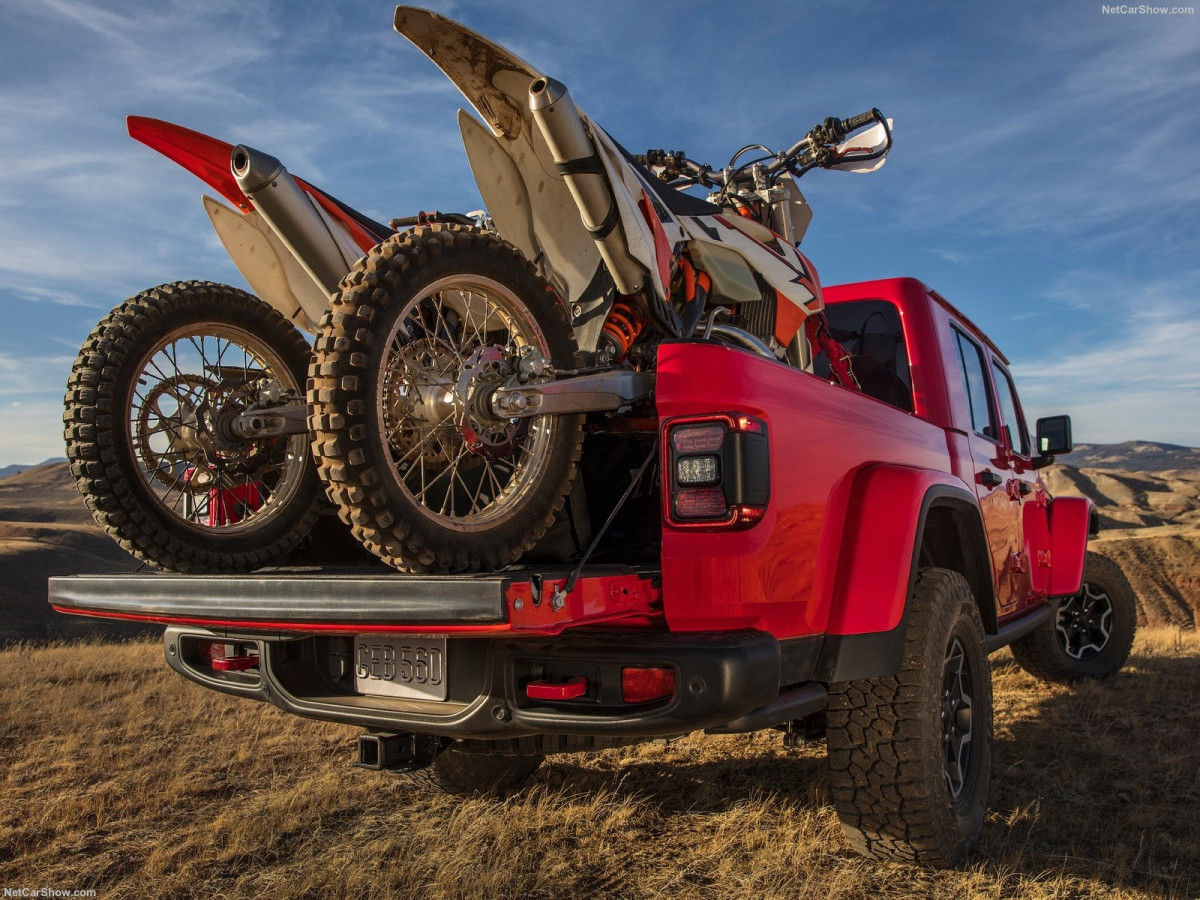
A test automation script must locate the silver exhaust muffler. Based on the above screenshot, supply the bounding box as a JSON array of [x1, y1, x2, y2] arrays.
[[529, 77, 644, 295], [231, 144, 352, 297]]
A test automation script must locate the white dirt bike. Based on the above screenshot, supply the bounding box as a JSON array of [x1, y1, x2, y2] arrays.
[[64, 6, 891, 573]]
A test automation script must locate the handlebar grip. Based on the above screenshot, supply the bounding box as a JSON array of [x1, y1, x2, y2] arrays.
[[840, 109, 880, 135]]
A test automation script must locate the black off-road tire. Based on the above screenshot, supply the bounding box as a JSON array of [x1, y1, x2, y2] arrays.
[[1011, 551, 1136, 682], [309, 225, 583, 573], [64, 281, 321, 572], [826, 568, 993, 867], [413, 743, 544, 798]]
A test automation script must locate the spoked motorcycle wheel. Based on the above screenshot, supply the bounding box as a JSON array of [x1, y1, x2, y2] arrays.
[[64, 281, 321, 572], [309, 225, 583, 573]]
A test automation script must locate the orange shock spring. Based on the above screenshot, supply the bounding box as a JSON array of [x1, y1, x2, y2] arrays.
[[599, 298, 648, 362]]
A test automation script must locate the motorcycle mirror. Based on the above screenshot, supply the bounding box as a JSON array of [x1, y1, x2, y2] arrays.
[[828, 119, 894, 173]]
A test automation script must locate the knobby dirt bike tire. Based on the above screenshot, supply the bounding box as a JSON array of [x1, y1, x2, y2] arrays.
[[309, 225, 584, 573], [64, 281, 321, 572]]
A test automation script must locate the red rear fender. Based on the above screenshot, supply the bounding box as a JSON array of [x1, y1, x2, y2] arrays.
[[128, 116, 251, 211], [655, 342, 953, 638], [127, 116, 386, 252], [825, 467, 985, 635]]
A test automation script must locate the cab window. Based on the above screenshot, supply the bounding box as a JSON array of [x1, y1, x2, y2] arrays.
[[992, 362, 1031, 456], [953, 330, 996, 440], [814, 299, 914, 413]]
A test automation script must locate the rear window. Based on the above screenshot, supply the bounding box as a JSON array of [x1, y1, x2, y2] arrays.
[[815, 299, 914, 412]]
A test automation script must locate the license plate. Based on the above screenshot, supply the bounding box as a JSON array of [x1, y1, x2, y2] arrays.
[[353, 636, 447, 701]]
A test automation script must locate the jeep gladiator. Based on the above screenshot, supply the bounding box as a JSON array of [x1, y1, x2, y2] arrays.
[[51, 276, 1119, 866]]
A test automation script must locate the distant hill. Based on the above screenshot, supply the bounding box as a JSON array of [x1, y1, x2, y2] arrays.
[[0, 461, 95, 525], [0, 457, 67, 480], [0, 461, 147, 642], [1057, 441, 1200, 472], [0, 461, 369, 642], [1043, 446, 1200, 627]]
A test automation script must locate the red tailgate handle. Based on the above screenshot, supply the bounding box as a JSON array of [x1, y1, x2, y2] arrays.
[[526, 676, 588, 700]]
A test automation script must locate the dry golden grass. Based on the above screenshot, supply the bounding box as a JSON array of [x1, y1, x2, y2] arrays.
[[2, 628, 1198, 899]]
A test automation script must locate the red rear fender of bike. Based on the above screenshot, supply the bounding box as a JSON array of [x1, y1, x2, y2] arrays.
[[128, 116, 253, 212], [127, 116, 387, 252]]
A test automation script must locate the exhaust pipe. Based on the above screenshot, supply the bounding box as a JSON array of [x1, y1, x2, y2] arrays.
[[529, 77, 644, 296], [231, 144, 351, 297]]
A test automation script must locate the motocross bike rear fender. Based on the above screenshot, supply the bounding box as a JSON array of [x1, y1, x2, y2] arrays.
[[202, 197, 330, 331], [395, 8, 609, 317], [127, 116, 389, 332], [395, 6, 817, 337]]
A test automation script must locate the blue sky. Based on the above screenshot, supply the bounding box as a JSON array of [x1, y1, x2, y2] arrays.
[[0, 0, 1197, 465]]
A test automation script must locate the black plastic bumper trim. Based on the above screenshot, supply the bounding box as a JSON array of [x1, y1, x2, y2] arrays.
[[164, 626, 786, 739]]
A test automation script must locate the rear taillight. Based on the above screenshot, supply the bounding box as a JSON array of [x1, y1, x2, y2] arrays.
[[673, 486, 727, 518], [665, 414, 770, 528], [670, 423, 725, 453], [621, 667, 676, 704]]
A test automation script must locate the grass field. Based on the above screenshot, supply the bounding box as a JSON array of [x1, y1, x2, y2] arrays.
[[2, 627, 1198, 899]]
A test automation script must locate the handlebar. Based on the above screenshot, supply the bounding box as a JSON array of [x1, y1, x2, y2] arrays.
[[840, 109, 879, 135], [765, 135, 814, 174], [763, 106, 888, 176], [765, 108, 885, 174], [637, 149, 726, 188], [639, 106, 888, 194]]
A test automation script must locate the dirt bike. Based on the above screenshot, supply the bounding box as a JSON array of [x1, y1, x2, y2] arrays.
[[64, 5, 892, 574]]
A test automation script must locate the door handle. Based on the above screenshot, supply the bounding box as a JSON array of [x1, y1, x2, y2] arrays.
[[978, 470, 1003, 489], [1004, 479, 1034, 501]]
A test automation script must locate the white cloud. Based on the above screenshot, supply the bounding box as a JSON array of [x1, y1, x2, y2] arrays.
[[929, 249, 980, 265], [1013, 272, 1200, 447], [0, 352, 78, 396], [874, 10, 1200, 253]]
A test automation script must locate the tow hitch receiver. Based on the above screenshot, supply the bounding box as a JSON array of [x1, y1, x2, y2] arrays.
[[356, 731, 441, 772]]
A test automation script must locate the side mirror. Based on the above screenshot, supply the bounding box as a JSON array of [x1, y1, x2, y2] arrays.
[[1033, 415, 1072, 468]]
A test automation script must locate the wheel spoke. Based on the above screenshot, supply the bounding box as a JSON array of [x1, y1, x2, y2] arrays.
[[127, 325, 304, 534], [1056, 583, 1115, 660], [315, 257, 575, 551], [942, 636, 974, 800]]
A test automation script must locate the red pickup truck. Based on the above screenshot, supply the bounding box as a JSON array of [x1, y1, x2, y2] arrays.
[[50, 276, 1135, 866]]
